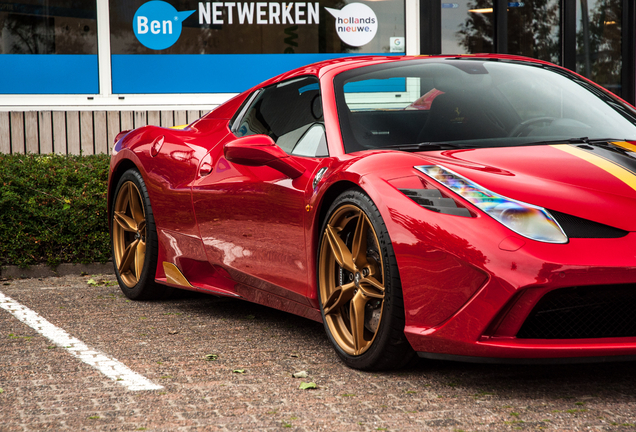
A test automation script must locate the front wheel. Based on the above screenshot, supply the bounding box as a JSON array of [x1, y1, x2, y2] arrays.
[[318, 189, 415, 370], [111, 169, 172, 300]]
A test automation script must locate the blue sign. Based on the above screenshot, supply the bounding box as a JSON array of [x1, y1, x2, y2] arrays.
[[133, 1, 195, 50], [442, 3, 459, 8], [508, 2, 525, 7]]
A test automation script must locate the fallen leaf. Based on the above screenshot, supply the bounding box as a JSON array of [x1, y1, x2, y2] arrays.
[[87, 279, 98, 286], [205, 354, 218, 361], [290, 353, 299, 358], [299, 381, 317, 390], [0, 388, 3, 393], [233, 369, 246, 374], [292, 371, 308, 378], [168, 329, 179, 335]]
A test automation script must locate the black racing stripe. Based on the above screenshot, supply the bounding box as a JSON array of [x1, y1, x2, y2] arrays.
[[572, 142, 636, 176]]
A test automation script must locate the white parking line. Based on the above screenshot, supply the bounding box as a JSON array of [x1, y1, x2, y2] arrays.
[[0, 290, 163, 391]]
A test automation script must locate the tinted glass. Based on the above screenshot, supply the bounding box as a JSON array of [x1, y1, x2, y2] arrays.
[[110, 0, 404, 55], [442, 0, 494, 54], [234, 76, 327, 157], [109, 0, 405, 93], [334, 60, 636, 153], [576, 0, 621, 97], [0, 1, 97, 54], [507, 0, 560, 64]]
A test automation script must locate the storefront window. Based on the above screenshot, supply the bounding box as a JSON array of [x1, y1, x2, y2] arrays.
[[576, 0, 622, 97], [109, 0, 405, 94], [507, 0, 560, 64], [0, 1, 98, 94], [442, 0, 494, 54]]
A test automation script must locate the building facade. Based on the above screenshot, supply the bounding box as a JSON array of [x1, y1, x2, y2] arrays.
[[0, 0, 634, 154]]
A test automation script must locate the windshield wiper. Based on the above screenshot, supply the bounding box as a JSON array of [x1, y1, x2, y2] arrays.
[[388, 142, 462, 152], [525, 137, 626, 146]]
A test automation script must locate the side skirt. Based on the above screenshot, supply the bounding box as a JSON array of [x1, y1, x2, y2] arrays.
[[156, 262, 241, 298], [234, 283, 323, 323]]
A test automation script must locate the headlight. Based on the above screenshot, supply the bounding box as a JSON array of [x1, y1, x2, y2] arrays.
[[416, 165, 568, 244]]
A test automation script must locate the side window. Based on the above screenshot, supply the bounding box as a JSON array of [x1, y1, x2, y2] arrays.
[[233, 76, 327, 157]]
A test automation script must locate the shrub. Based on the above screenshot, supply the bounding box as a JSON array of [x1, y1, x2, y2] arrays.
[[0, 153, 111, 268]]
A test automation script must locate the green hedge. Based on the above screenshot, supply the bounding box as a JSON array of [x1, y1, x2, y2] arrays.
[[0, 153, 111, 268]]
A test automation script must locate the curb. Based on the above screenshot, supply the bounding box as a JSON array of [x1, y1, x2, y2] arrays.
[[1, 262, 115, 279]]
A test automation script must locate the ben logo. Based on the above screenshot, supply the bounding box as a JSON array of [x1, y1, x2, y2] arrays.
[[133, 1, 195, 50], [325, 3, 377, 47]]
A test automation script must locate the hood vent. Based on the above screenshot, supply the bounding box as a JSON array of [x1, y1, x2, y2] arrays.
[[548, 210, 628, 239]]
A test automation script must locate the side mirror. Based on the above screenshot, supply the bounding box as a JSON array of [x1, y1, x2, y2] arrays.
[[224, 135, 306, 179]]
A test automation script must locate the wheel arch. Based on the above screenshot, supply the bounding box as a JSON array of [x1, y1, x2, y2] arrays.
[[314, 180, 362, 251], [108, 158, 139, 227], [312, 183, 416, 369]]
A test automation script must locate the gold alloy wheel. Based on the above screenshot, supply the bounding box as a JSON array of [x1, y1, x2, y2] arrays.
[[319, 205, 385, 356], [112, 181, 147, 288]]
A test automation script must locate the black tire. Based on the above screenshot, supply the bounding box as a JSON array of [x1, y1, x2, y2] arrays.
[[317, 189, 415, 370], [110, 169, 172, 300]]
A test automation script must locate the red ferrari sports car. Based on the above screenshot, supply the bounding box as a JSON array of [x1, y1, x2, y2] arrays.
[[109, 54, 636, 370]]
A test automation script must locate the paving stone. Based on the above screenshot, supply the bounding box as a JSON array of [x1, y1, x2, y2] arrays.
[[0, 274, 635, 430]]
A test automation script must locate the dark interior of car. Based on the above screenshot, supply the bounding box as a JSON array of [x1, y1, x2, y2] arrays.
[[345, 87, 517, 151]]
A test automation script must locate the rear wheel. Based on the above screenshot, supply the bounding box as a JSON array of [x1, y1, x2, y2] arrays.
[[318, 189, 415, 370], [111, 169, 171, 300]]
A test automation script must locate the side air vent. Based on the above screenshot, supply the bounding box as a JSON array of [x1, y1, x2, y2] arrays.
[[548, 210, 628, 239], [400, 188, 472, 217]]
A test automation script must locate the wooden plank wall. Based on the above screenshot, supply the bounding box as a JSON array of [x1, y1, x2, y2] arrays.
[[0, 110, 209, 155]]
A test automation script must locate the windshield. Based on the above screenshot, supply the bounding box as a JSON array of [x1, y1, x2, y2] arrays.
[[334, 59, 636, 153]]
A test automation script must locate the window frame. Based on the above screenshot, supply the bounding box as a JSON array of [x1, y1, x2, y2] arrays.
[[231, 75, 329, 158]]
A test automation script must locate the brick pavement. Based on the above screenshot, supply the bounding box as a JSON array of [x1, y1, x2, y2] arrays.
[[0, 274, 635, 431]]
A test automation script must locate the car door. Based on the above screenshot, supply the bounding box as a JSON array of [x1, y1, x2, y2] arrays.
[[191, 76, 328, 303]]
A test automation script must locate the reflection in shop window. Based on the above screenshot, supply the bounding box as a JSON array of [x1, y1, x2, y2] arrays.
[[0, 1, 98, 94], [576, 0, 622, 97], [2, 14, 54, 54], [0, 2, 97, 54], [442, 0, 493, 54], [507, 0, 560, 64]]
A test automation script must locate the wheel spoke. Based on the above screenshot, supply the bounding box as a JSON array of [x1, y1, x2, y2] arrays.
[[337, 214, 358, 231], [114, 211, 138, 232], [118, 239, 139, 275], [360, 276, 385, 298], [324, 225, 355, 273], [349, 290, 368, 355], [351, 210, 368, 266], [137, 220, 146, 236], [323, 282, 355, 315], [129, 184, 144, 225], [134, 240, 146, 281]]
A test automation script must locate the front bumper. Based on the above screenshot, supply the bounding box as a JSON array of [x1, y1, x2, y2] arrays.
[[400, 233, 636, 361]]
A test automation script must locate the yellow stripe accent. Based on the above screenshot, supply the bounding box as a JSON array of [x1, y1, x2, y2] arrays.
[[170, 124, 188, 130], [611, 141, 636, 153], [551, 144, 636, 192]]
